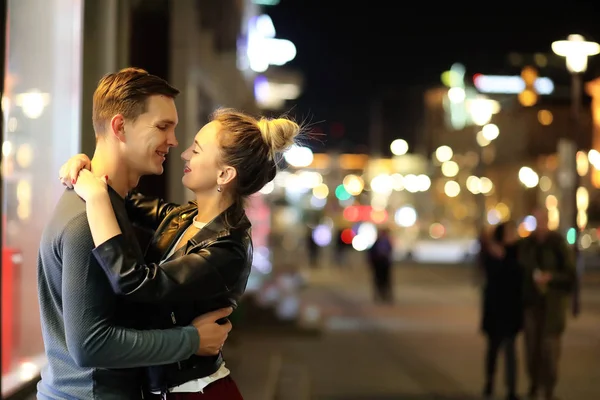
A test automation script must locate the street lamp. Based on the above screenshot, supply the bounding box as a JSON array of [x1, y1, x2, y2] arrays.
[[552, 33, 600, 316], [551, 35, 599, 232], [552, 34, 600, 75]]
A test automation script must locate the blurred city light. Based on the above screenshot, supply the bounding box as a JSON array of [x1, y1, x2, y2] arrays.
[[476, 130, 490, 147], [473, 74, 554, 95], [518, 66, 540, 107], [259, 181, 275, 194], [247, 14, 297, 73], [254, 75, 301, 109], [467, 97, 499, 126], [429, 223, 445, 239], [588, 149, 600, 168], [435, 145, 453, 162], [567, 227, 577, 244], [537, 110, 553, 125], [447, 87, 466, 103], [441, 161, 459, 177], [552, 34, 600, 73], [343, 174, 364, 196], [335, 184, 352, 201], [312, 183, 329, 199], [312, 224, 332, 247], [539, 176, 552, 191], [440, 63, 465, 87], [481, 124, 499, 141], [518, 166, 539, 188], [523, 215, 537, 231], [466, 176, 481, 194], [15, 90, 50, 119], [479, 177, 493, 194], [487, 209, 501, 225], [370, 174, 393, 195], [390, 139, 408, 156], [283, 144, 313, 167], [395, 206, 417, 228], [252, 0, 280, 4], [444, 181, 460, 197]]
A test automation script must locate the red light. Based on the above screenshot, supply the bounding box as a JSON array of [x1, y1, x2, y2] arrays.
[[343, 206, 360, 222], [473, 73, 482, 87], [340, 228, 354, 244], [343, 205, 383, 222]]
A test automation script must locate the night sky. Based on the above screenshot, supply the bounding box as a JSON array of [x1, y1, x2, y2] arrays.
[[267, 1, 600, 154]]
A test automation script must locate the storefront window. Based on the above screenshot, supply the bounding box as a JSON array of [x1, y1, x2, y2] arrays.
[[1, 0, 83, 396]]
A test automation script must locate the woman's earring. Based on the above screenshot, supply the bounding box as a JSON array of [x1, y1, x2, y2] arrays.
[[217, 186, 222, 192]]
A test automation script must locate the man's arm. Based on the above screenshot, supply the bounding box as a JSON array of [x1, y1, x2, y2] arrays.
[[92, 234, 248, 303], [61, 214, 199, 369], [548, 237, 576, 293]]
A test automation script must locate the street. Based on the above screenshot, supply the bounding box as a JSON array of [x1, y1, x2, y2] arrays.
[[231, 262, 600, 400]]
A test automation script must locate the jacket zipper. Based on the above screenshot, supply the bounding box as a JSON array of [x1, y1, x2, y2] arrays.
[[170, 312, 183, 370]]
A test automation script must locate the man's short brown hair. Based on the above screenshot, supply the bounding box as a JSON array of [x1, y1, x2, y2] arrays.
[[92, 67, 180, 134]]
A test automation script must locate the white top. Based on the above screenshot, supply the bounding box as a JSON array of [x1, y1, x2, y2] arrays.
[[152, 218, 231, 394]]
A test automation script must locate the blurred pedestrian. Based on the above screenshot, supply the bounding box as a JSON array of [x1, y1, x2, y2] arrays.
[[480, 221, 523, 400], [520, 209, 575, 400], [306, 227, 320, 267], [367, 227, 394, 303]]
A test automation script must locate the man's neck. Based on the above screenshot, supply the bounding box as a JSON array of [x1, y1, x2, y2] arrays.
[[90, 146, 141, 198]]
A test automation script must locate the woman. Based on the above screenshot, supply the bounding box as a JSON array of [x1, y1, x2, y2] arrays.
[[479, 221, 523, 400], [60, 108, 301, 399]]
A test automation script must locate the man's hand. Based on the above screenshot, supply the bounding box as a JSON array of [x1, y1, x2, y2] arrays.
[[59, 153, 91, 188], [192, 307, 233, 356]]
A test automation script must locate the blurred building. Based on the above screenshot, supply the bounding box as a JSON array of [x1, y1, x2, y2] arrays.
[[262, 147, 450, 267], [420, 59, 595, 239]]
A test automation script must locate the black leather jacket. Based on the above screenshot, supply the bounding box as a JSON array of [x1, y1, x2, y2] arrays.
[[91, 192, 253, 393]]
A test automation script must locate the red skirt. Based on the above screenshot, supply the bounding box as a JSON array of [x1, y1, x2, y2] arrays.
[[149, 376, 243, 400]]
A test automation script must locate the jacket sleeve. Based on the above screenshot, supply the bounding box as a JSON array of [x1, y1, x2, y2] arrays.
[[548, 237, 576, 293], [92, 234, 247, 303], [61, 215, 199, 368], [125, 190, 179, 232]]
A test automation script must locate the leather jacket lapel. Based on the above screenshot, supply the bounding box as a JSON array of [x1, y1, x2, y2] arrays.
[[146, 202, 252, 260]]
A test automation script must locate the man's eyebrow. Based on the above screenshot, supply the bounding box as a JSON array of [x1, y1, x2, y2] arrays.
[[156, 119, 176, 125], [194, 140, 202, 149]]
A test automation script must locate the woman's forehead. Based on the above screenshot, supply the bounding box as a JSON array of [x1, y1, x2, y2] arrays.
[[195, 121, 221, 144]]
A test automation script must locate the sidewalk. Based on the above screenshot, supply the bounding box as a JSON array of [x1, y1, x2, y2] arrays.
[[228, 262, 600, 400]]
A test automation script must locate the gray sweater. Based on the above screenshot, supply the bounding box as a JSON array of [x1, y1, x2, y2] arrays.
[[36, 188, 199, 399]]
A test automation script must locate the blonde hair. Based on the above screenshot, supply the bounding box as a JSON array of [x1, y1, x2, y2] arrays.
[[210, 108, 301, 220], [257, 117, 299, 159]]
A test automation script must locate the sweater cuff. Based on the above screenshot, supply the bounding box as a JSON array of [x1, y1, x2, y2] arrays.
[[183, 325, 200, 355]]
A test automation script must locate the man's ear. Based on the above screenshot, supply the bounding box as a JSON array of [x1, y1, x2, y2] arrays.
[[110, 114, 126, 142], [218, 166, 237, 186]]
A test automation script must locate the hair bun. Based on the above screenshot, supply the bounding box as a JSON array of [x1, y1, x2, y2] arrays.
[[257, 117, 300, 157]]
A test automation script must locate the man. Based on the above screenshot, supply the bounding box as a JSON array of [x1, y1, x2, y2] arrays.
[[520, 208, 575, 400], [37, 68, 232, 399], [367, 227, 394, 303]]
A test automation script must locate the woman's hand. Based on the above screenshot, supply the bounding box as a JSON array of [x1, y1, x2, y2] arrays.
[[59, 153, 91, 188], [73, 170, 109, 202]]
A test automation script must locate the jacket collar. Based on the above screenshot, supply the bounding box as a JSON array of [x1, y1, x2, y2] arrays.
[[160, 202, 251, 261]]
